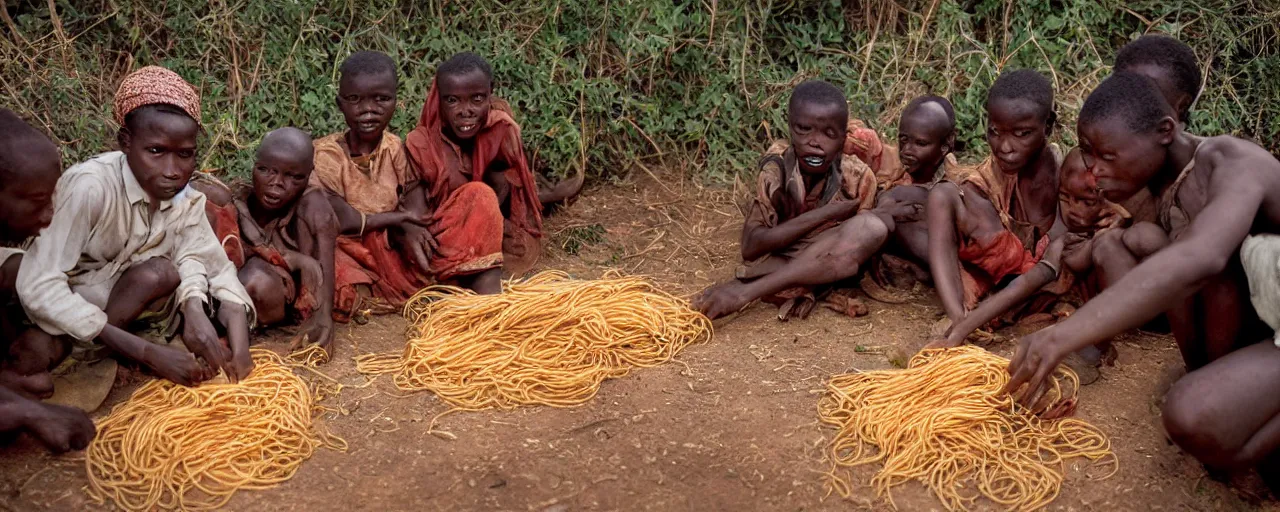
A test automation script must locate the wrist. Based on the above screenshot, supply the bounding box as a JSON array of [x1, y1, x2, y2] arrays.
[[183, 298, 205, 316]]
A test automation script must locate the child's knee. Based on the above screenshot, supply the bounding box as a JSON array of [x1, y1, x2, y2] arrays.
[[1090, 229, 1129, 267], [831, 214, 889, 263], [1122, 222, 1169, 258], [240, 265, 280, 305], [1162, 380, 1239, 468], [133, 258, 181, 294], [6, 328, 67, 373]]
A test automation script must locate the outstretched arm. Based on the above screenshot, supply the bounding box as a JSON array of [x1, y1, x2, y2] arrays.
[[939, 238, 1064, 347], [1007, 148, 1274, 403]]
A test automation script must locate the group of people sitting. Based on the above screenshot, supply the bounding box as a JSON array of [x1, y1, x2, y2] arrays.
[[0, 51, 580, 453], [693, 34, 1280, 484], [3, 34, 1280, 492]]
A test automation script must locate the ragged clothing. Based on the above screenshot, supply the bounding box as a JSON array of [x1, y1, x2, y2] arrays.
[[739, 139, 879, 318], [952, 144, 1064, 248], [192, 173, 321, 322], [1241, 234, 1280, 344], [844, 120, 956, 190], [1158, 142, 1206, 241], [405, 81, 542, 277], [311, 131, 413, 216], [309, 131, 429, 319], [745, 139, 878, 233], [949, 146, 1064, 306], [16, 152, 255, 342]]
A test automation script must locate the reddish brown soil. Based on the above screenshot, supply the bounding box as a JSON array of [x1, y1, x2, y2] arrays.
[[0, 173, 1273, 511]]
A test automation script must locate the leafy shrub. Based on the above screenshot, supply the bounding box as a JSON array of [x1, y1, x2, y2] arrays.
[[1, 0, 1276, 181]]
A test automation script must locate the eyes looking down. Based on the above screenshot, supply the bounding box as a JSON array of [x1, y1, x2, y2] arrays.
[[898, 101, 954, 175]]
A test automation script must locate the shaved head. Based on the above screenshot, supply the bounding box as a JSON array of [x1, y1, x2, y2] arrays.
[[257, 127, 314, 167]]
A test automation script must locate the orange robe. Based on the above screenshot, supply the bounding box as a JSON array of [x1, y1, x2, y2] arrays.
[[404, 81, 542, 277], [310, 132, 428, 319]]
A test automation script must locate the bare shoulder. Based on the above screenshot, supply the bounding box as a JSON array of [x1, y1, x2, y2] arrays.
[[296, 189, 339, 224], [1200, 136, 1280, 179]]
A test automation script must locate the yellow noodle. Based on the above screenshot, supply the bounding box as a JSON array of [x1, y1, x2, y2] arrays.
[[85, 349, 346, 511], [355, 270, 713, 409], [818, 345, 1117, 512]]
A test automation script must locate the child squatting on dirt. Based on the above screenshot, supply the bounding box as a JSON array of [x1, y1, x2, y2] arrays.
[[692, 80, 927, 321]]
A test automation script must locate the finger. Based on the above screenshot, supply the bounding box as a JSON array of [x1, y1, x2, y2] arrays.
[[410, 244, 432, 273], [1002, 347, 1032, 396], [426, 235, 440, 251], [1019, 362, 1056, 409]]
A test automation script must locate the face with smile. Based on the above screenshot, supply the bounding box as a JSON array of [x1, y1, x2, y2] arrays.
[[252, 135, 314, 212], [986, 97, 1052, 175], [1077, 113, 1176, 203], [897, 102, 953, 178], [120, 107, 199, 202], [337, 71, 397, 146], [788, 100, 847, 175], [437, 69, 492, 143]]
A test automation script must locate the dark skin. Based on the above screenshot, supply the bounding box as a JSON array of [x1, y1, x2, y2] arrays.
[[882, 101, 956, 264], [401, 69, 511, 294], [118, 109, 254, 383], [239, 128, 338, 353], [8, 112, 251, 386], [926, 97, 1062, 323], [0, 137, 96, 453], [325, 70, 430, 243], [1005, 110, 1280, 471], [1121, 63, 1195, 125], [926, 150, 1168, 350], [692, 100, 925, 319]]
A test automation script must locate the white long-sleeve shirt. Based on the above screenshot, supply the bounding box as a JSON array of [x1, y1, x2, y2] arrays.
[[17, 151, 255, 341]]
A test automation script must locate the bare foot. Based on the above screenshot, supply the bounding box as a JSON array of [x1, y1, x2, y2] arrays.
[[691, 282, 752, 320], [23, 401, 96, 453], [0, 369, 54, 399]]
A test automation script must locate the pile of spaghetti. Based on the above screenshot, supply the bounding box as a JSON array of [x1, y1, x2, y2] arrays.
[[355, 271, 712, 409], [85, 349, 346, 511], [818, 345, 1117, 511]]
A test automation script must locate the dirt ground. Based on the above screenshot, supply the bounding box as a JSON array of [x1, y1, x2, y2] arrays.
[[0, 172, 1275, 511]]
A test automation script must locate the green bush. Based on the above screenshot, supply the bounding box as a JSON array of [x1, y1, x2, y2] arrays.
[[1, 0, 1277, 182]]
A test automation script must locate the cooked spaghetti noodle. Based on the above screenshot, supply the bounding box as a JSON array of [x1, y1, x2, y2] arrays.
[[85, 348, 345, 511], [355, 270, 712, 409], [818, 345, 1116, 511]]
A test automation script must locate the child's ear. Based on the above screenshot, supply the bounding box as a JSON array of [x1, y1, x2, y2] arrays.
[[943, 133, 956, 155], [1156, 116, 1178, 145], [117, 129, 131, 152], [1044, 109, 1058, 137]]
